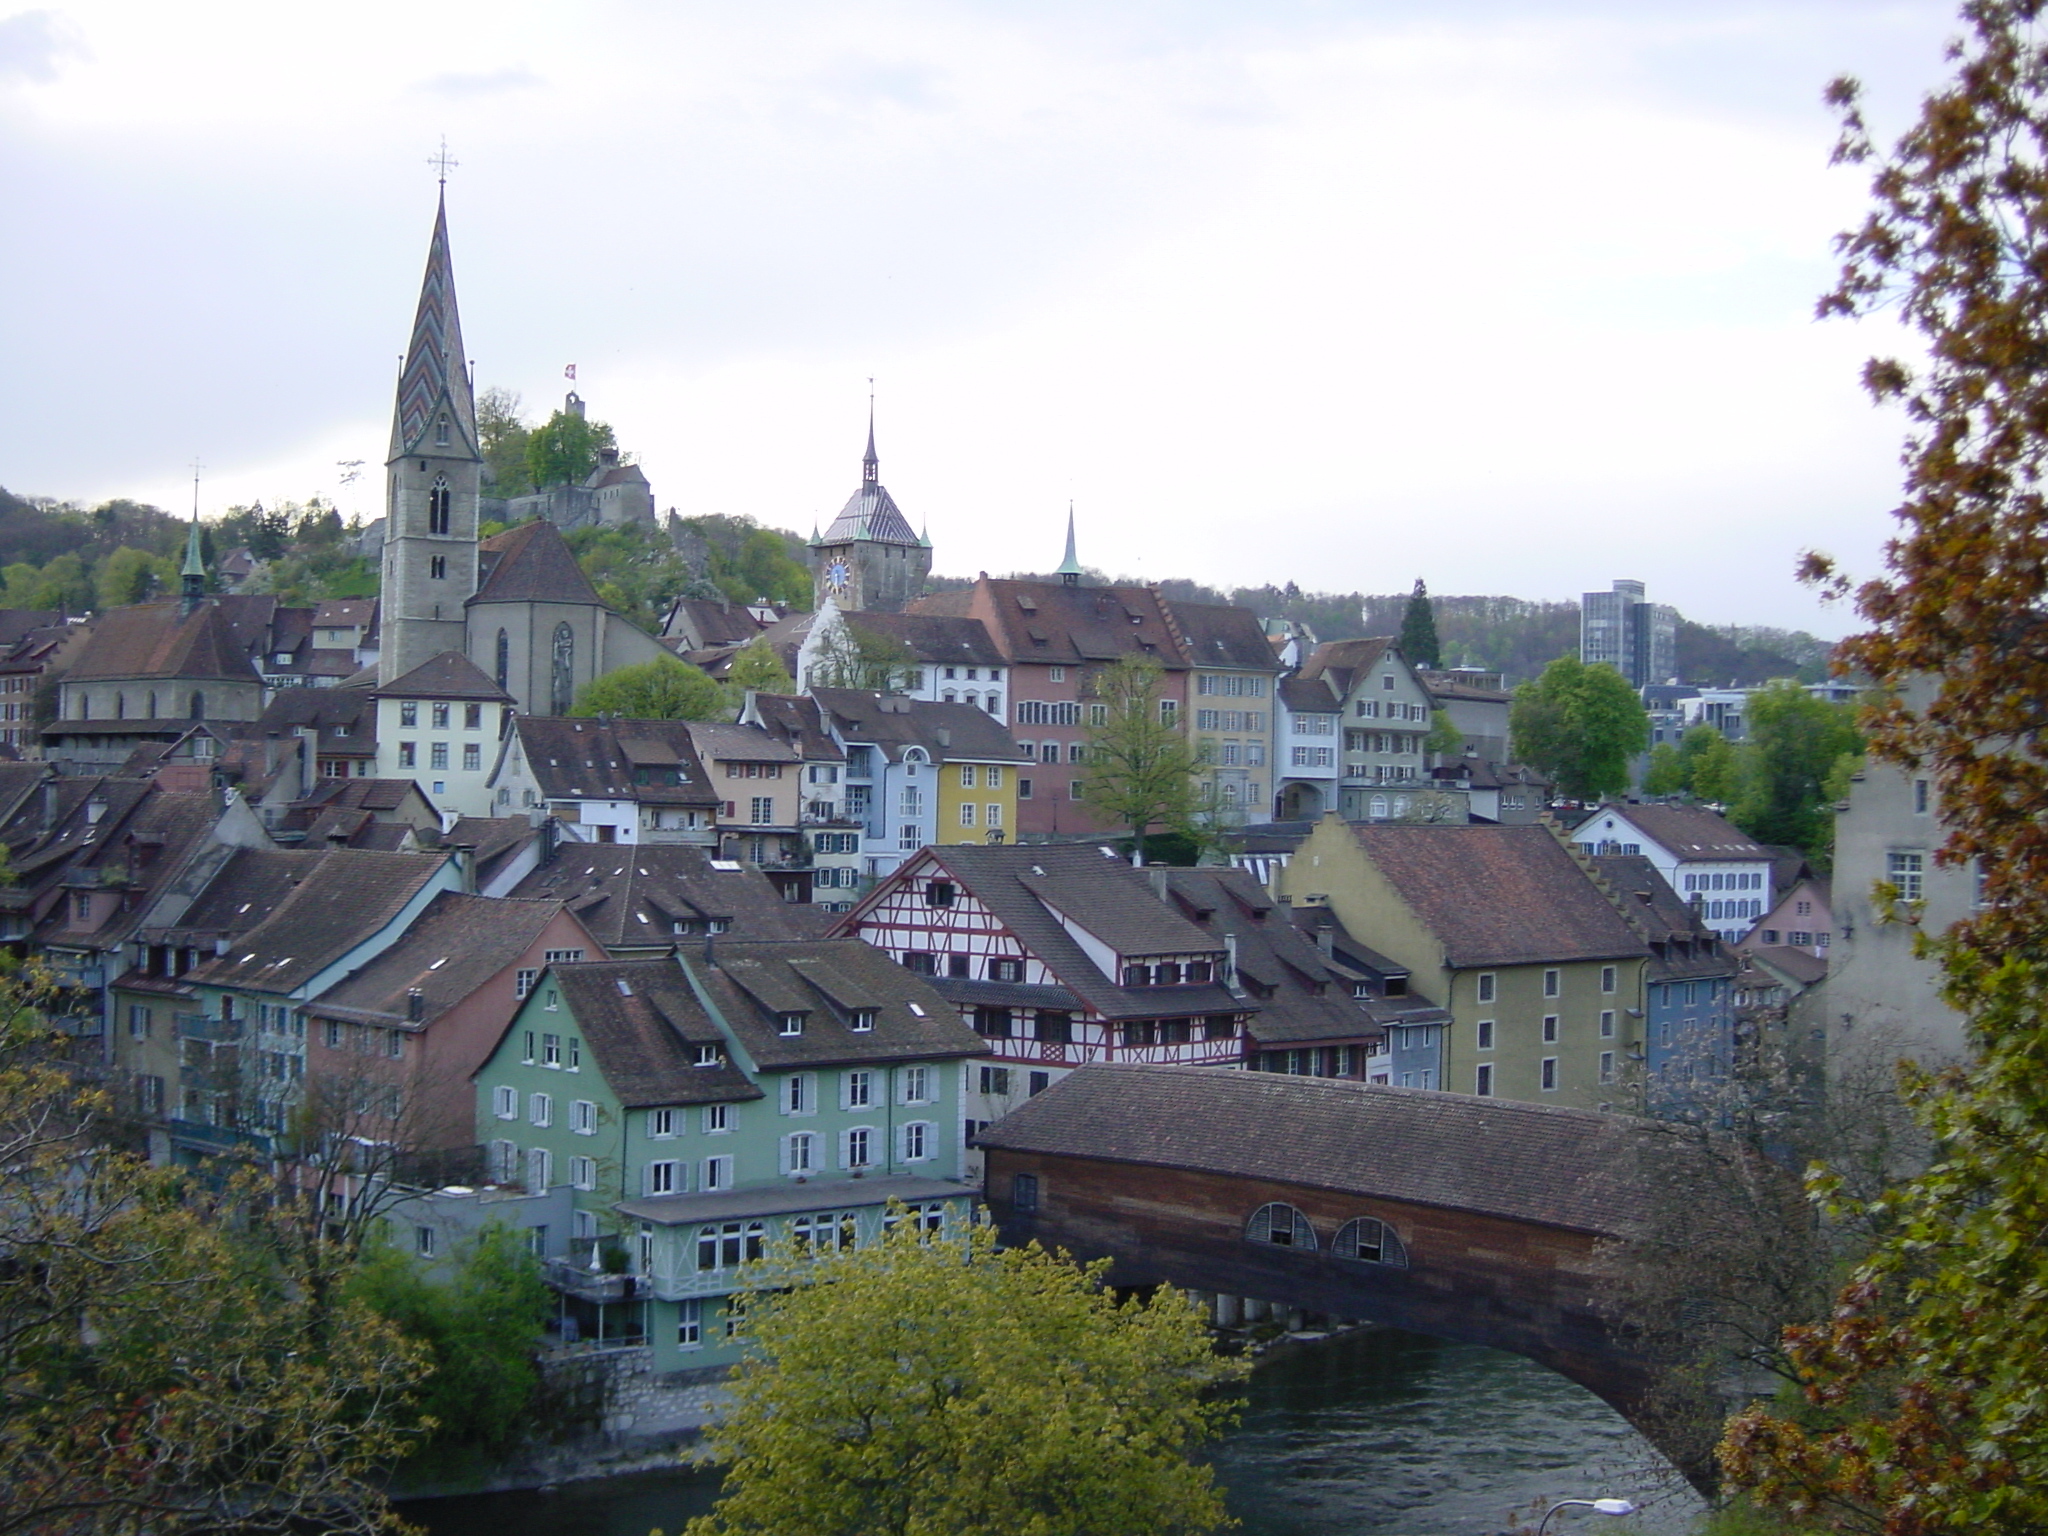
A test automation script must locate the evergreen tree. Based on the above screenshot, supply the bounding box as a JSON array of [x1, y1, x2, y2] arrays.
[[1398, 578, 1441, 668]]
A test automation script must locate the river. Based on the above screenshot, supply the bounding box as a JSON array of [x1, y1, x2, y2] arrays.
[[405, 1326, 1707, 1536]]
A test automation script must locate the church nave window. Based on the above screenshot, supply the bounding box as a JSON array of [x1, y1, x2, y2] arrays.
[[428, 477, 451, 536], [494, 630, 510, 690]]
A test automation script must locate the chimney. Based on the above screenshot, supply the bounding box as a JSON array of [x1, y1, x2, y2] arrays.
[[934, 727, 951, 749], [407, 988, 425, 1022], [325, 828, 350, 848], [1148, 865, 1168, 902], [449, 842, 477, 896], [1223, 933, 1239, 992]]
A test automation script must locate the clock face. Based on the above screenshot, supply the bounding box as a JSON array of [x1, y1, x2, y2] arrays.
[[826, 559, 851, 592]]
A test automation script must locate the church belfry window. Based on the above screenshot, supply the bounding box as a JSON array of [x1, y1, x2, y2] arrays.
[[436, 413, 450, 447], [495, 629, 510, 691], [429, 477, 451, 537], [551, 623, 575, 716]]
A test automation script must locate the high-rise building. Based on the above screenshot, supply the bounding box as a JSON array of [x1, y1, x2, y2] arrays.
[[1580, 579, 1676, 688]]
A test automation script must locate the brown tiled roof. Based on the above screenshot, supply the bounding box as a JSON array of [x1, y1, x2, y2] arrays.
[[910, 580, 1183, 668], [240, 687, 378, 757], [34, 789, 226, 949], [684, 721, 801, 765], [1743, 945, 1828, 988], [839, 612, 1005, 669], [1279, 675, 1342, 713], [185, 849, 451, 994], [0, 610, 59, 647], [313, 599, 377, 628], [431, 815, 544, 883], [1348, 823, 1647, 968], [686, 940, 985, 1070], [470, 520, 604, 608], [311, 892, 574, 1028], [1297, 637, 1395, 698], [809, 689, 1029, 764], [68, 603, 262, 685], [143, 848, 327, 945], [976, 1063, 1662, 1238], [373, 650, 511, 701], [508, 843, 831, 949], [842, 844, 1237, 1022], [1589, 853, 1734, 984], [1166, 600, 1282, 673], [662, 597, 766, 648], [548, 958, 762, 1109], [511, 717, 719, 807], [287, 778, 429, 819], [1596, 803, 1772, 861], [745, 694, 845, 763]]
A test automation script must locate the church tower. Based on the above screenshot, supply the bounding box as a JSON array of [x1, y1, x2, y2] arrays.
[[808, 407, 931, 613], [379, 189, 481, 683]]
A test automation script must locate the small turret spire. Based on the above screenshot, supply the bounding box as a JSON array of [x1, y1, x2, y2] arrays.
[[181, 470, 206, 615], [1055, 501, 1083, 586], [862, 378, 878, 486]]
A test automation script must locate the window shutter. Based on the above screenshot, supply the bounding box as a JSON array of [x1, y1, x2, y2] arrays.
[[777, 1135, 792, 1176], [1247, 1204, 1273, 1243], [838, 1128, 854, 1169], [838, 1073, 852, 1112], [642, 1160, 656, 1198]]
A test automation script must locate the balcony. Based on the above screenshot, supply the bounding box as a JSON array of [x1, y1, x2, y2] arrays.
[[544, 1257, 642, 1305], [175, 1013, 241, 1043], [640, 827, 716, 846]]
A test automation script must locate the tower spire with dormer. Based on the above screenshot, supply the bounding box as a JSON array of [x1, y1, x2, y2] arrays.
[[1055, 502, 1083, 586]]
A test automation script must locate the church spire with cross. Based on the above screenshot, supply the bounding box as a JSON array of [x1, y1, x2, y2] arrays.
[[808, 387, 932, 613], [1055, 502, 1083, 586]]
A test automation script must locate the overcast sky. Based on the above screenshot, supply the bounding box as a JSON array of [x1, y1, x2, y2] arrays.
[[0, 1, 1968, 634]]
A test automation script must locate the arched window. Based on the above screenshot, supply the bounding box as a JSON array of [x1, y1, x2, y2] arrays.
[[429, 476, 451, 537], [1244, 1202, 1317, 1251], [190, 692, 205, 720], [1369, 794, 1388, 819], [551, 623, 575, 716], [495, 628, 510, 690], [1332, 1217, 1409, 1268]]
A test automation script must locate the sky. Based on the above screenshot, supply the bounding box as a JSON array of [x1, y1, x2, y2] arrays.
[[0, 1, 1972, 635]]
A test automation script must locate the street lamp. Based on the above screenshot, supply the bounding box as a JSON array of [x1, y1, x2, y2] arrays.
[[1535, 1498, 1638, 1535]]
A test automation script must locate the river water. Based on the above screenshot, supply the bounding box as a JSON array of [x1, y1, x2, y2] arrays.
[[405, 1326, 1707, 1536]]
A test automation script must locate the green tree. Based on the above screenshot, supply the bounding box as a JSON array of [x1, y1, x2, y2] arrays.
[[805, 619, 922, 693], [1508, 655, 1648, 800], [1727, 681, 1862, 858], [685, 1214, 1244, 1536], [95, 545, 173, 608], [1425, 707, 1465, 760], [571, 655, 726, 720], [1643, 740, 1687, 797], [1676, 723, 1740, 803], [345, 1225, 550, 1456], [524, 408, 617, 490], [1399, 578, 1441, 668], [1078, 655, 1202, 859], [477, 386, 533, 496], [724, 637, 796, 710]]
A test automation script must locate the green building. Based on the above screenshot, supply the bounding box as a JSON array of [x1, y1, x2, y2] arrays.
[[473, 939, 986, 1371]]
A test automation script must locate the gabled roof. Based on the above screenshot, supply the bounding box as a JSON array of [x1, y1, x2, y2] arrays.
[[808, 689, 1029, 764], [1589, 803, 1772, 861], [310, 892, 574, 1029], [1589, 853, 1734, 983], [835, 611, 1005, 669], [842, 844, 1239, 1022], [1742, 945, 1828, 989], [470, 518, 604, 608], [1166, 600, 1283, 673], [372, 649, 511, 702], [976, 1063, 1663, 1239], [911, 580, 1183, 668], [34, 789, 229, 950], [683, 721, 802, 765], [184, 849, 450, 995], [389, 190, 478, 461], [1297, 637, 1398, 700], [510, 717, 719, 808], [141, 847, 328, 947], [313, 599, 377, 629], [508, 843, 834, 950], [1344, 823, 1647, 969], [67, 603, 262, 685], [1279, 674, 1343, 713], [688, 940, 985, 1070], [239, 687, 378, 758], [662, 597, 766, 648], [744, 694, 845, 763], [430, 815, 545, 887], [547, 959, 761, 1110]]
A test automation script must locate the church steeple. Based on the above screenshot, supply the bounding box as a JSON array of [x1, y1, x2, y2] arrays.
[[1055, 503, 1083, 587], [180, 508, 206, 615], [388, 188, 478, 464], [862, 394, 879, 487]]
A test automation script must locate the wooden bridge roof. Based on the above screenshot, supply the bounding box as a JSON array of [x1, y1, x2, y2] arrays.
[[976, 1063, 1660, 1239]]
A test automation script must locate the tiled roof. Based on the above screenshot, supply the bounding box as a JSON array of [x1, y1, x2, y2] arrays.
[[34, 789, 225, 949], [511, 717, 720, 808], [820, 481, 919, 546], [1279, 675, 1342, 713], [67, 603, 262, 685], [549, 958, 761, 1110], [388, 192, 477, 460], [471, 518, 604, 608], [184, 849, 451, 995], [1596, 803, 1772, 861], [508, 843, 833, 949], [745, 694, 845, 763], [836, 612, 1005, 668], [684, 721, 802, 765], [313, 599, 376, 628], [1297, 637, 1395, 699], [848, 844, 1237, 1022], [976, 1063, 1662, 1238], [662, 597, 765, 648], [431, 815, 544, 885], [1167, 600, 1283, 673], [1742, 945, 1829, 988], [311, 892, 571, 1028], [239, 687, 378, 758], [809, 689, 1030, 764], [143, 848, 328, 945], [911, 580, 1183, 668], [1589, 854, 1734, 983], [373, 649, 511, 702], [0, 610, 59, 647], [687, 940, 985, 1070], [1347, 823, 1647, 968], [287, 778, 429, 818]]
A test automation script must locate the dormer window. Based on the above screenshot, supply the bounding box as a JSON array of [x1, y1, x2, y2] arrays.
[[1184, 960, 1213, 984], [849, 1009, 877, 1032], [693, 1045, 723, 1067], [778, 1013, 805, 1037], [1123, 963, 1153, 987]]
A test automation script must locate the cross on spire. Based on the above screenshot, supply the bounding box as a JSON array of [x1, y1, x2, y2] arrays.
[[428, 136, 459, 186], [862, 377, 879, 485]]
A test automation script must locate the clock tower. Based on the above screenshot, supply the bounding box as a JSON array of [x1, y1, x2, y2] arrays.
[[807, 409, 931, 613]]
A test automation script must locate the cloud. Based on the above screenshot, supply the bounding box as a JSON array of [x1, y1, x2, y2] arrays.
[[414, 65, 541, 99], [0, 8, 84, 85]]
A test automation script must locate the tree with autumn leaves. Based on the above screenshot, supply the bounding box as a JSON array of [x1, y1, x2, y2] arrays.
[[1719, 5, 2048, 1529]]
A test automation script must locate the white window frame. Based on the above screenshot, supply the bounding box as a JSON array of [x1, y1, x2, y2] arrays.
[[703, 1103, 731, 1134], [780, 1131, 818, 1176], [842, 1070, 873, 1110], [1475, 972, 1495, 1004], [529, 1092, 552, 1127], [702, 1154, 735, 1191], [898, 1064, 932, 1105], [897, 1120, 933, 1163], [1540, 1057, 1559, 1092], [645, 1159, 683, 1196], [783, 1072, 817, 1116], [572, 1099, 597, 1135], [841, 1125, 875, 1170], [650, 1107, 677, 1138], [493, 1084, 518, 1120], [570, 1155, 596, 1190]]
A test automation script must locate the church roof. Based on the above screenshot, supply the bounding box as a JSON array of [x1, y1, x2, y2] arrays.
[[68, 602, 263, 686], [388, 191, 478, 462], [372, 650, 512, 702], [470, 519, 605, 608]]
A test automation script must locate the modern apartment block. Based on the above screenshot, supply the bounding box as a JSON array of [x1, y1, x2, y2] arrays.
[[1580, 579, 1677, 689]]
